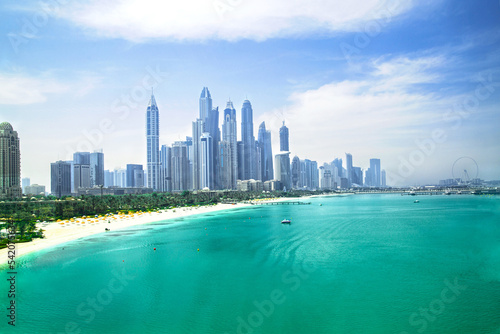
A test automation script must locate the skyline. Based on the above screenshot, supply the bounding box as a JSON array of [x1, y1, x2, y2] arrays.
[[2, 0, 500, 188]]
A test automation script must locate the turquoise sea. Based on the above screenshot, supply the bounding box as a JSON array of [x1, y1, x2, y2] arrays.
[[1, 194, 499, 333]]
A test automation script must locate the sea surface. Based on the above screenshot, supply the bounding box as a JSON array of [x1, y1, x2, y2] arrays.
[[1, 194, 499, 334]]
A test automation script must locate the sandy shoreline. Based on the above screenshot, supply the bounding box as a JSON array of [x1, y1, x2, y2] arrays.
[[0, 196, 316, 266]]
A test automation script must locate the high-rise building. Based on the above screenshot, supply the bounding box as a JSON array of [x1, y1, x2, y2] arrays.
[[192, 119, 204, 190], [146, 91, 160, 191], [200, 133, 213, 189], [311, 161, 319, 190], [114, 169, 126, 187], [199, 87, 212, 121], [240, 100, 256, 180], [279, 121, 289, 152], [25, 184, 45, 195], [319, 166, 333, 189], [74, 164, 91, 190], [73, 152, 90, 165], [222, 101, 238, 189], [160, 145, 172, 192], [346, 153, 353, 188], [51, 161, 72, 197], [0, 122, 22, 198], [274, 153, 291, 191], [22, 177, 30, 194], [291, 156, 301, 189], [104, 170, 114, 187], [206, 107, 220, 189], [126, 164, 144, 188], [257, 122, 273, 182], [171, 141, 190, 191], [90, 151, 104, 187], [352, 166, 363, 186], [370, 158, 381, 187], [381, 169, 387, 187]]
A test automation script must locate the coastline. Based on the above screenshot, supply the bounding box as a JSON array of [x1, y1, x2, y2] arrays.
[[0, 196, 308, 266], [0, 202, 254, 266]]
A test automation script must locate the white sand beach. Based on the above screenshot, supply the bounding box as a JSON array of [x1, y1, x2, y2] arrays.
[[0, 202, 256, 266]]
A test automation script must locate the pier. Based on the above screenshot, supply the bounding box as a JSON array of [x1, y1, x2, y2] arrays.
[[251, 201, 311, 205]]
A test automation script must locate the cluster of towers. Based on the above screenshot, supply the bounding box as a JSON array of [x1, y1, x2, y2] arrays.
[[147, 87, 279, 192]]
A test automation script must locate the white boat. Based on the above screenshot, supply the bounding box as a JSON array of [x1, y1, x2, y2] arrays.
[[281, 219, 291, 224]]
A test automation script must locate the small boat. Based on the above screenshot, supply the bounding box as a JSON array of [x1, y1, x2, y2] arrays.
[[319, 204, 322, 206], [414, 200, 420, 203], [281, 219, 291, 224]]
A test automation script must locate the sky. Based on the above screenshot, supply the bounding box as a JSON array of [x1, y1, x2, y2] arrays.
[[1, 0, 499, 188]]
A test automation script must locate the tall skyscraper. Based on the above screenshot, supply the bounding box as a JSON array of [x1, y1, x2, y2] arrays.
[[146, 91, 160, 191], [291, 156, 301, 189], [104, 170, 114, 187], [206, 107, 220, 189], [160, 145, 172, 192], [73, 152, 90, 165], [200, 133, 213, 189], [74, 164, 91, 190], [171, 141, 190, 191], [346, 153, 353, 187], [257, 122, 273, 182], [370, 158, 381, 187], [192, 119, 204, 190], [381, 169, 387, 187], [222, 100, 238, 189], [114, 168, 126, 187], [90, 151, 104, 187], [51, 161, 72, 197], [0, 122, 21, 198], [274, 152, 291, 191], [279, 121, 289, 152], [353, 166, 363, 186], [199, 87, 212, 121], [240, 100, 256, 180]]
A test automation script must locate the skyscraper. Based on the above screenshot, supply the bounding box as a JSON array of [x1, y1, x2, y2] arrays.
[[200, 132, 213, 189], [74, 164, 91, 190], [126, 164, 144, 188], [206, 106, 220, 189], [381, 169, 387, 187], [51, 161, 72, 197], [160, 145, 172, 192], [240, 100, 256, 180], [346, 153, 353, 188], [370, 158, 381, 187], [222, 100, 238, 189], [192, 119, 204, 190], [279, 121, 289, 152], [0, 122, 21, 198], [257, 122, 273, 182], [90, 151, 104, 187], [22, 177, 30, 194], [171, 141, 190, 191], [146, 91, 160, 191], [274, 152, 291, 191], [199, 87, 212, 121], [291, 156, 301, 189]]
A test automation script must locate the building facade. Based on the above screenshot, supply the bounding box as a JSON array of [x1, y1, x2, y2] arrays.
[[146, 92, 160, 191], [0, 122, 21, 198]]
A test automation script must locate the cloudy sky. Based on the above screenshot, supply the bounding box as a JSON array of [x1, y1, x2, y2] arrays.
[[1, 0, 499, 187]]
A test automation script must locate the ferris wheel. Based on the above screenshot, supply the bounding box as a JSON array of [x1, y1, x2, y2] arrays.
[[452, 157, 479, 184]]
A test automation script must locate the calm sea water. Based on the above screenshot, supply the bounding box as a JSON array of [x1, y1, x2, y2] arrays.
[[1, 194, 499, 334]]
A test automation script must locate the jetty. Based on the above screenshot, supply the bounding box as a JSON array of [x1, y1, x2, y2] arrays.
[[251, 201, 311, 205]]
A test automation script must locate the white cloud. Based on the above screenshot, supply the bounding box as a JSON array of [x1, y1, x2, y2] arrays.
[[50, 0, 415, 41], [0, 71, 101, 105]]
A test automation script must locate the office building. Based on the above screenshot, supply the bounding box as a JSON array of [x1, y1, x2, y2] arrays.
[[240, 100, 256, 180], [51, 161, 72, 197], [160, 145, 172, 192], [22, 177, 30, 194], [126, 164, 144, 188], [200, 133, 213, 189], [171, 141, 190, 191], [275, 152, 291, 191], [222, 101, 238, 189], [74, 164, 91, 190], [346, 153, 353, 187], [370, 158, 381, 187]]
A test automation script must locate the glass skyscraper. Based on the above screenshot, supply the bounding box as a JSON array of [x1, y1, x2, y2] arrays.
[[240, 100, 256, 180], [279, 121, 289, 152], [0, 122, 21, 198], [146, 91, 160, 191], [257, 121, 273, 182]]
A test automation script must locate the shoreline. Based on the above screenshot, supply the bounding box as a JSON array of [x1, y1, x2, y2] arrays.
[[0, 196, 307, 266]]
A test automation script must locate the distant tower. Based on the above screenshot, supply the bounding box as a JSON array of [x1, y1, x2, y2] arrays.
[[222, 100, 238, 189], [240, 100, 256, 180], [0, 122, 21, 198], [370, 158, 381, 187], [346, 153, 353, 188], [51, 161, 72, 198], [146, 90, 160, 191], [279, 121, 289, 152], [199, 87, 212, 121], [200, 132, 213, 189], [257, 122, 273, 182], [90, 151, 104, 187]]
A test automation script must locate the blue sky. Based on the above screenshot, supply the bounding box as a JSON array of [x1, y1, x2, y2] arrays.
[[1, 0, 499, 187]]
